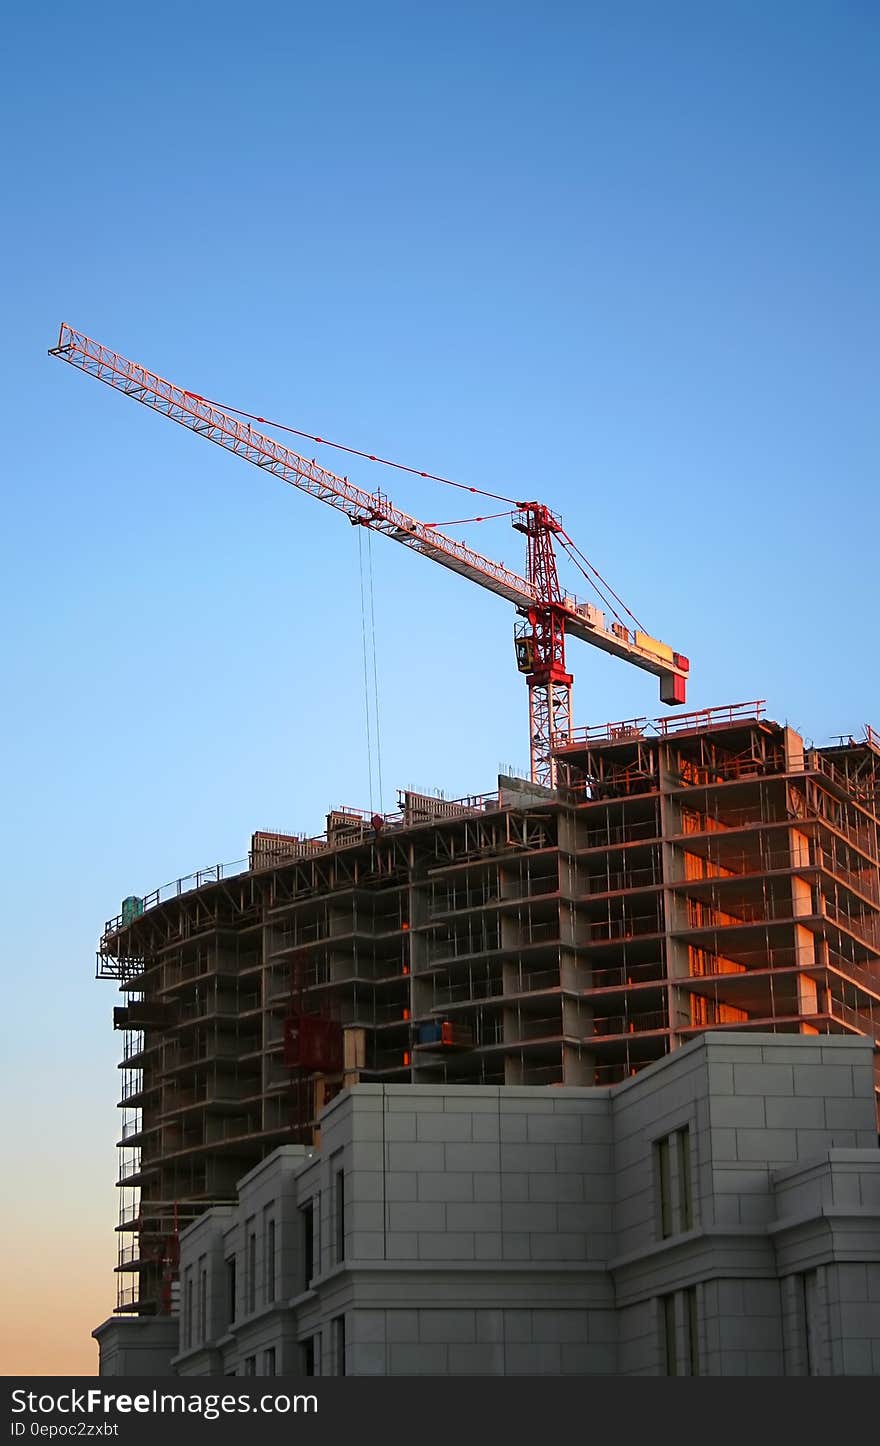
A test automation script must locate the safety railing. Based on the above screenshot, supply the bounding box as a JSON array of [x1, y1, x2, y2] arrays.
[[121, 1032, 145, 1061], [503, 967, 560, 994], [555, 701, 767, 750], [102, 787, 519, 939], [815, 847, 880, 905], [589, 959, 666, 989], [118, 1200, 141, 1227], [589, 914, 662, 941], [809, 796, 879, 863], [826, 950, 880, 1000], [119, 1071, 146, 1101], [812, 748, 879, 810], [827, 997, 880, 1042], [103, 858, 249, 935], [427, 934, 502, 963], [577, 817, 660, 847], [591, 1009, 669, 1037], [587, 864, 662, 892], [821, 898, 880, 951]]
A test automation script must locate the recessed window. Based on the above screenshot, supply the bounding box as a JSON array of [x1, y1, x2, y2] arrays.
[[655, 1125, 694, 1237], [184, 1271, 194, 1350], [303, 1335, 319, 1376], [660, 1289, 699, 1376], [662, 1294, 677, 1376], [686, 1288, 699, 1376], [678, 1127, 694, 1231], [300, 1200, 315, 1288], [334, 1167, 346, 1264], [247, 1227, 256, 1313], [655, 1136, 672, 1238], [332, 1315, 346, 1376], [198, 1260, 208, 1343], [225, 1256, 237, 1325], [801, 1270, 821, 1375], [265, 1216, 276, 1304]]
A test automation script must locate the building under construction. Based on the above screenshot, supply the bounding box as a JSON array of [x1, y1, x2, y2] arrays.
[[101, 701, 880, 1318]]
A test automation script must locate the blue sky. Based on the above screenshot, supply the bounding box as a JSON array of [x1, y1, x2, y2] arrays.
[[0, 0, 877, 1371]]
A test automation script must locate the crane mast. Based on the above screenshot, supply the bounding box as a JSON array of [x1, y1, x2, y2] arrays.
[[512, 503, 573, 788], [49, 323, 689, 785]]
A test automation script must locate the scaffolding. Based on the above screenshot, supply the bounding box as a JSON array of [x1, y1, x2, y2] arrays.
[[98, 706, 880, 1313]]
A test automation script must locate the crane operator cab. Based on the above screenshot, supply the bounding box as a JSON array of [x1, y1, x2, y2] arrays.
[[514, 634, 536, 674]]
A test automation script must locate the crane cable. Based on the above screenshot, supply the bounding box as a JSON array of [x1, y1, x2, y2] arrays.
[[357, 527, 375, 812], [356, 525, 385, 812], [557, 531, 646, 633], [555, 535, 629, 629], [185, 391, 519, 506], [192, 390, 644, 634], [366, 526, 385, 808], [424, 510, 515, 528]]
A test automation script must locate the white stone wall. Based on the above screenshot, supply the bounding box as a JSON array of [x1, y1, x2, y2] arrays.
[[95, 1031, 880, 1377]]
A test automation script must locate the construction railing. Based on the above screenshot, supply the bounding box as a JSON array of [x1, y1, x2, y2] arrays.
[[554, 701, 767, 750], [101, 789, 521, 943]]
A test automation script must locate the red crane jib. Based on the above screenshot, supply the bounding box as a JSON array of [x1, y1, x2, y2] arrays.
[[48, 324, 689, 786]]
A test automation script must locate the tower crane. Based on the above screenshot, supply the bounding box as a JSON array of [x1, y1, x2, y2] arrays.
[[49, 323, 689, 786]]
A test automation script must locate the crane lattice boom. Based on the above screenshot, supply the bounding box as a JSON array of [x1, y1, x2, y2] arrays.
[[49, 323, 689, 784]]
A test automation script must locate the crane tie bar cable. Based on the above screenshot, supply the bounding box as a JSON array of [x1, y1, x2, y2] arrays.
[[183, 390, 518, 507], [183, 386, 643, 626], [558, 528, 646, 633], [424, 510, 515, 528]]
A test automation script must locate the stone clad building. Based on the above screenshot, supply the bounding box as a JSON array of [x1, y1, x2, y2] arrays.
[[95, 1032, 880, 1376]]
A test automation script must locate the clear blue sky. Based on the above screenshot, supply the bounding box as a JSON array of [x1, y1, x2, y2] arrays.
[[0, 0, 877, 1371]]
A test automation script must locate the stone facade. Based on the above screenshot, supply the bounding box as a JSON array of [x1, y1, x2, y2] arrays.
[[95, 1032, 880, 1376]]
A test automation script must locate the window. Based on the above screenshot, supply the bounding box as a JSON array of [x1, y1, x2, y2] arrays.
[[243, 1355, 256, 1377], [184, 1270, 194, 1350], [660, 1290, 698, 1376], [246, 1225, 257, 1314], [334, 1164, 346, 1264], [661, 1294, 677, 1376], [300, 1200, 315, 1288], [225, 1256, 237, 1326], [655, 1135, 672, 1238], [262, 1348, 276, 1377], [677, 1127, 694, 1230], [686, 1288, 699, 1376], [332, 1315, 346, 1376], [802, 1270, 821, 1375], [265, 1216, 276, 1304], [198, 1259, 208, 1343], [655, 1126, 694, 1238], [303, 1336, 318, 1376]]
